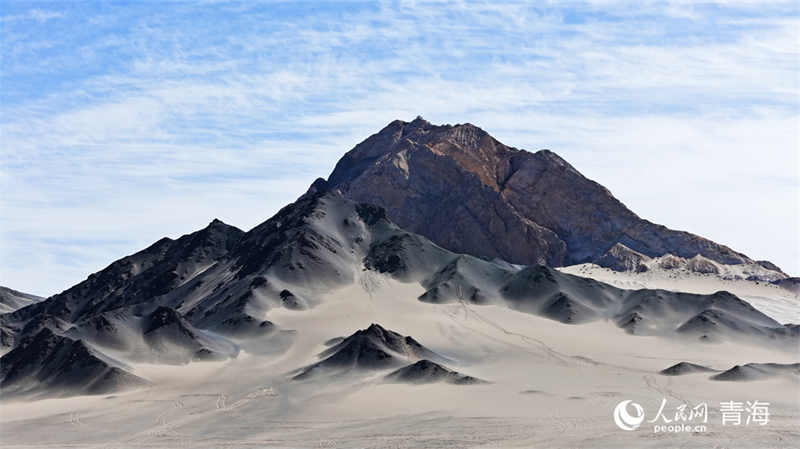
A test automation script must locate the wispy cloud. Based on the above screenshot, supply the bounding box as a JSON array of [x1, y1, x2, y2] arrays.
[[2, 1, 797, 296], [1, 7, 63, 24]]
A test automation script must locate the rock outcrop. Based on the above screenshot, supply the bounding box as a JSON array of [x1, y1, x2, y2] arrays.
[[385, 359, 487, 385], [659, 362, 719, 376], [293, 323, 453, 380], [593, 243, 651, 272], [0, 328, 151, 399], [309, 117, 780, 276], [710, 363, 800, 382]]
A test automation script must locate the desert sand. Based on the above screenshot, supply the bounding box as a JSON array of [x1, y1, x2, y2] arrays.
[[2, 270, 798, 448]]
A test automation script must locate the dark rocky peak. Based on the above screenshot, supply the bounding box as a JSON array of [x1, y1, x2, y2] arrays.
[[80, 314, 117, 333], [324, 117, 514, 191], [316, 117, 771, 273], [400, 116, 438, 137], [201, 218, 245, 248], [711, 363, 800, 382], [3, 327, 64, 367], [695, 291, 779, 327], [136, 305, 239, 364], [16, 220, 245, 324], [530, 149, 576, 171], [422, 123, 520, 191], [242, 190, 387, 252], [0, 327, 151, 399], [324, 120, 408, 188], [385, 359, 487, 385], [231, 190, 387, 286], [659, 362, 719, 376], [3, 190, 398, 347], [294, 323, 450, 380], [168, 218, 244, 263], [241, 190, 340, 242], [1, 329, 90, 388], [756, 260, 783, 272], [349, 323, 422, 355]]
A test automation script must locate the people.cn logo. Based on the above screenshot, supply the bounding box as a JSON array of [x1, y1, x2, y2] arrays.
[[614, 400, 645, 431]]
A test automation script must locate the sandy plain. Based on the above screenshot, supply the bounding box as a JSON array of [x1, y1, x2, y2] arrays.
[[1, 268, 798, 448]]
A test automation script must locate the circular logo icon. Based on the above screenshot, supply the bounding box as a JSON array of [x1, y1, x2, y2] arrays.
[[614, 400, 645, 431]]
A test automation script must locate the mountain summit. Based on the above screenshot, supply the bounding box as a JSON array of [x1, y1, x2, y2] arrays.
[[308, 117, 778, 276]]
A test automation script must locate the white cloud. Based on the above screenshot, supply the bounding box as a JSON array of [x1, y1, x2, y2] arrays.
[[2, 1, 797, 295], [1, 8, 63, 24]]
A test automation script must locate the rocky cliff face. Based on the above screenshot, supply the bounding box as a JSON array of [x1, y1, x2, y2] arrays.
[[309, 117, 774, 274], [308, 118, 567, 267]]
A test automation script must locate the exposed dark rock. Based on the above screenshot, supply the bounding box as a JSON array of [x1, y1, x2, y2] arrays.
[[500, 265, 620, 321], [4, 219, 245, 325], [711, 363, 800, 382], [686, 255, 720, 274], [756, 260, 783, 272], [139, 306, 239, 364], [660, 362, 719, 376], [293, 324, 449, 380], [385, 359, 486, 385], [658, 254, 685, 270], [773, 277, 800, 295], [593, 243, 652, 272], [0, 328, 151, 399], [315, 117, 772, 274]]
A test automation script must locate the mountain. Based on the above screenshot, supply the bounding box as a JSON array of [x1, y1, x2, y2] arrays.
[[0, 328, 151, 400], [711, 363, 800, 382], [1, 120, 795, 401], [4, 121, 797, 446], [0, 286, 44, 314], [3, 190, 794, 399], [307, 117, 785, 281], [61, 306, 240, 364], [659, 362, 720, 376], [293, 323, 456, 380], [658, 361, 800, 381], [385, 359, 487, 385]]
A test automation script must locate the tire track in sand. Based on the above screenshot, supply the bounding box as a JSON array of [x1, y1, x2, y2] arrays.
[[104, 389, 274, 446]]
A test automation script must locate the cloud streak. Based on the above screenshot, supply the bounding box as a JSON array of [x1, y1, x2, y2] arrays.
[[2, 1, 797, 296]]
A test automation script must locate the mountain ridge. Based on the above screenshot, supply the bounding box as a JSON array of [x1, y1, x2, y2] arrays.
[[1, 120, 794, 401], [308, 117, 780, 278]]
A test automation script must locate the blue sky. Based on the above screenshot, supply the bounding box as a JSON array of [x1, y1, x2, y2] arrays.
[[2, 1, 798, 296]]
